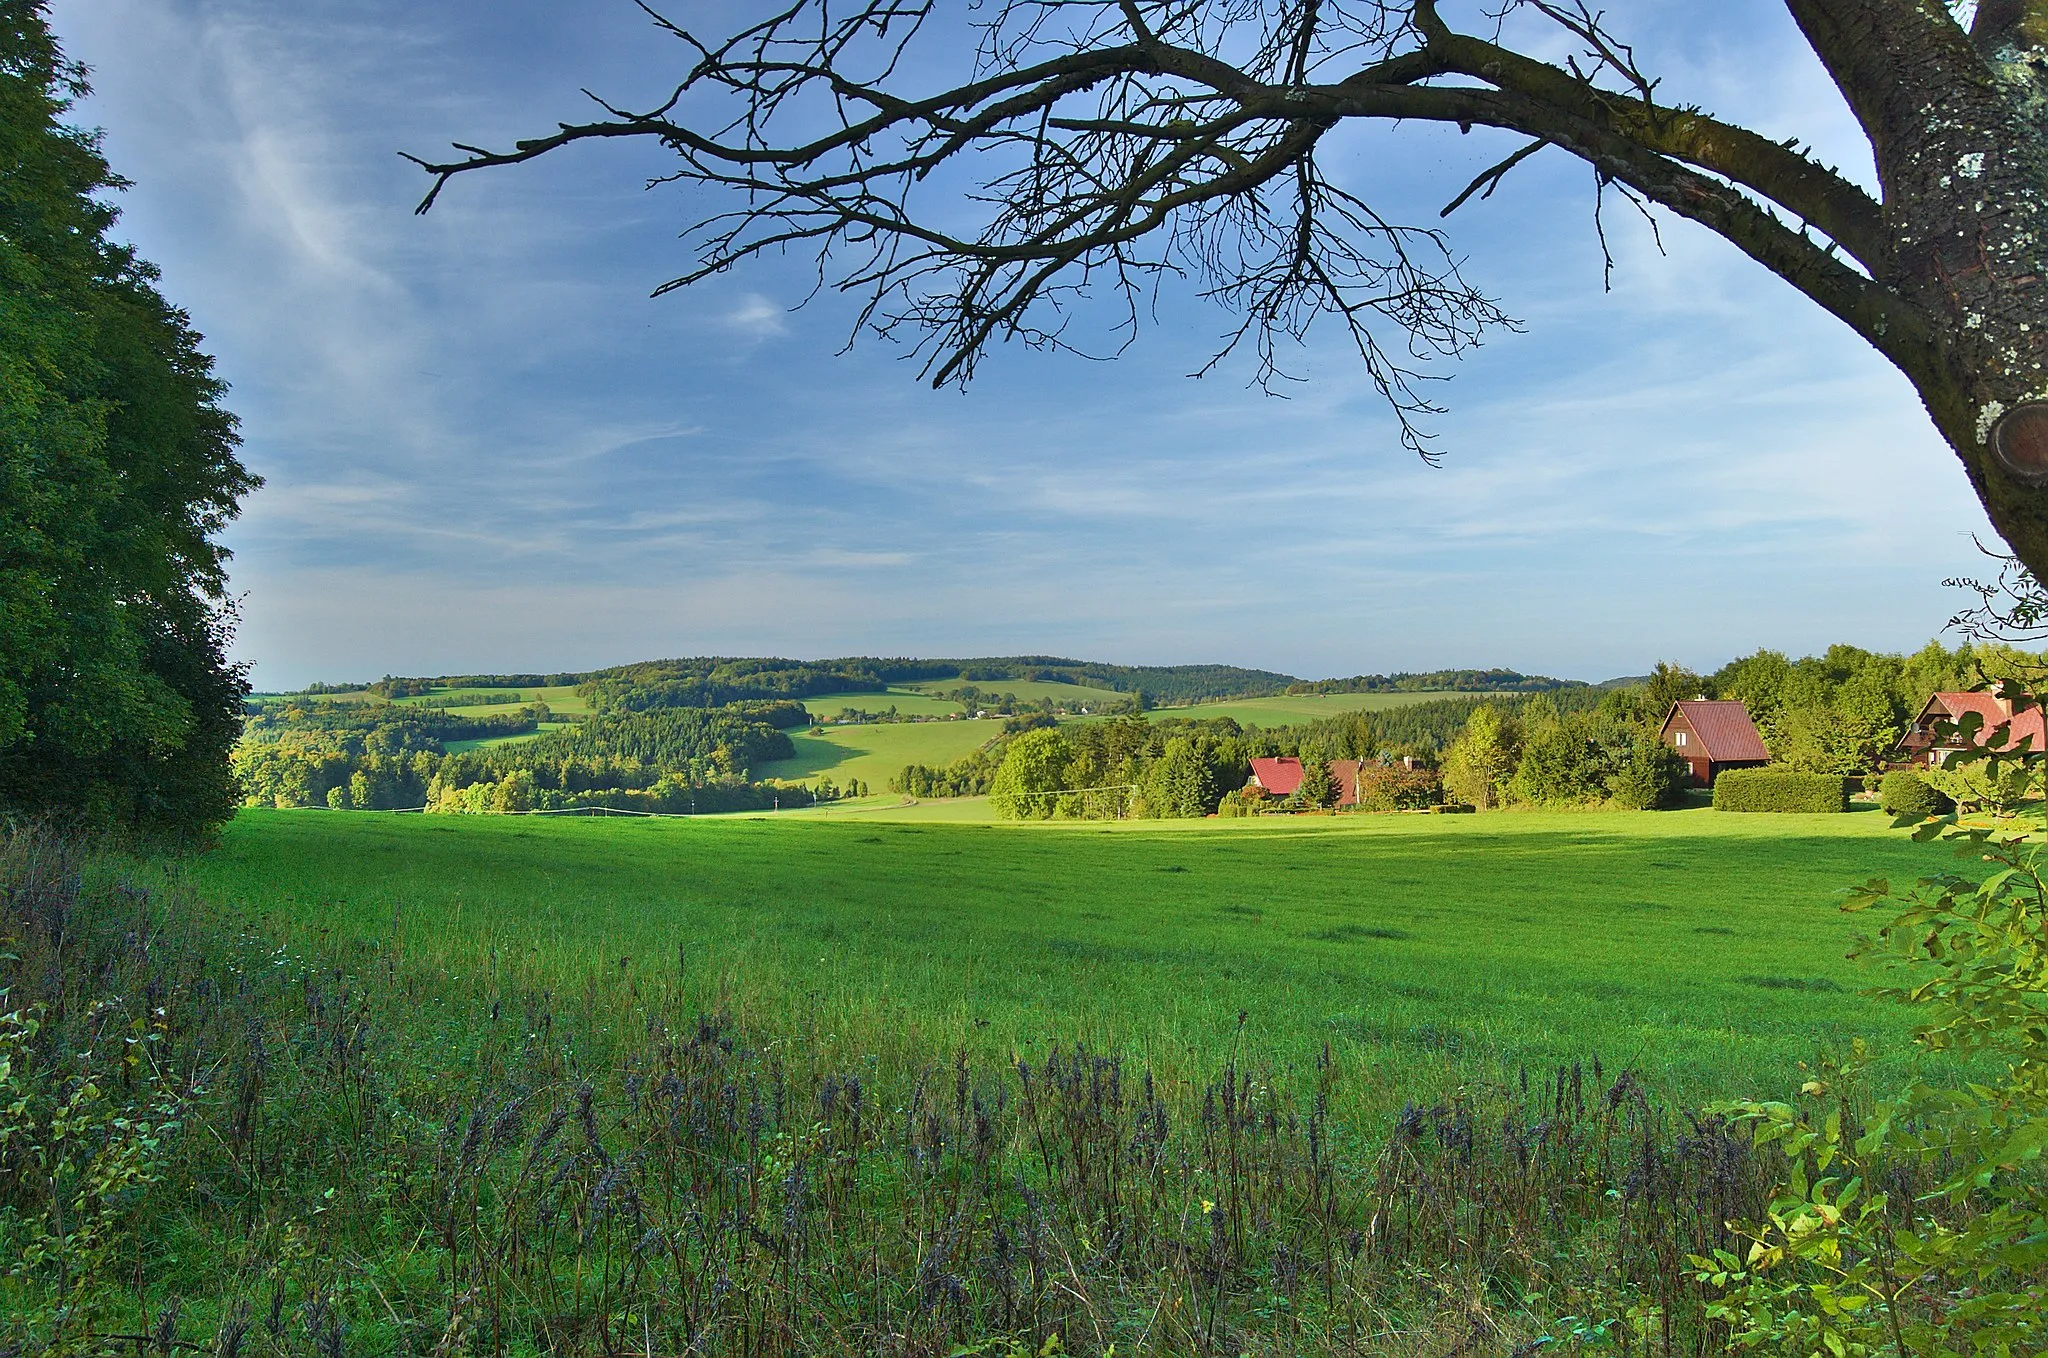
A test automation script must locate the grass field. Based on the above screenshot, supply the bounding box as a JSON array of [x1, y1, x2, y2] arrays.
[[1135, 691, 1490, 726], [754, 717, 1001, 789], [806, 688, 965, 717], [194, 806, 1958, 1115], [899, 676, 1124, 708], [393, 683, 594, 717]]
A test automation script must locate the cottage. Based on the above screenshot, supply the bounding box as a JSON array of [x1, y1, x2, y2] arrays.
[[1247, 756, 1363, 807], [1659, 700, 1770, 786], [1896, 691, 2047, 767]]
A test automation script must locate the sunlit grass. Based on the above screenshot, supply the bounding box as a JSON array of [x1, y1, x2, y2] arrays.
[[195, 806, 1957, 1117]]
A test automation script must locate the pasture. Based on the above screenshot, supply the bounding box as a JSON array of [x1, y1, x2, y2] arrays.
[[194, 806, 1958, 1115], [898, 676, 1124, 708], [803, 688, 964, 718], [754, 717, 1002, 790]]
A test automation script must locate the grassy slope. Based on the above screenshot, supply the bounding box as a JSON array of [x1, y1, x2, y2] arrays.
[[899, 677, 1123, 707], [806, 688, 964, 717], [196, 807, 1955, 1114], [754, 719, 1001, 787]]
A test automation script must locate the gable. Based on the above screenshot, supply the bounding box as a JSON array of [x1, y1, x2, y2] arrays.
[[1668, 700, 1769, 763]]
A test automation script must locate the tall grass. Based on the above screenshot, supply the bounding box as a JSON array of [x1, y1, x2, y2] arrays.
[[10, 825, 1968, 1357]]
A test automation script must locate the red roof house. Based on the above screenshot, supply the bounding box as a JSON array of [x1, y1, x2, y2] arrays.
[[1896, 691, 2048, 767], [1659, 700, 1770, 786], [1248, 756, 1363, 807]]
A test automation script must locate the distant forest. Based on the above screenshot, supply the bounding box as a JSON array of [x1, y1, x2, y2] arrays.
[[285, 655, 1582, 709]]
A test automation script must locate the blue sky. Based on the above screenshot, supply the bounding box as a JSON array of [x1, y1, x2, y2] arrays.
[[49, 0, 1997, 688]]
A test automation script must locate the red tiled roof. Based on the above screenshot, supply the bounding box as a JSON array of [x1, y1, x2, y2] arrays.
[[1250, 756, 1302, 796], [1665, 700, 1769, 762], [1921, 692, 2048, 752], [1250, 757, 1363, 806]]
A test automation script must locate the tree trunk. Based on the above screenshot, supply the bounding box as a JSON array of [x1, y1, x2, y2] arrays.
[[1793, 1, 2048, 573]]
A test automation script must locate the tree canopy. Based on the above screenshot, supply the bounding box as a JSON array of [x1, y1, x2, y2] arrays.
[[413, 1, 2048, 578], [0, 2, 257, 837]]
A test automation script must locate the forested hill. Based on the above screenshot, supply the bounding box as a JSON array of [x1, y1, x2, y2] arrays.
[[294, 657, 1582, 707], [1285, 669, 1586, 695]]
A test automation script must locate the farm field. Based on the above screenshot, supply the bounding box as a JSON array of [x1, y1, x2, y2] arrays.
[[898, 676, 1124, 708], [1133, 691, 1488, 726], [804, 688, 965, 718], [194, 806, 1959, 1116], [392, 682, 594, 716], [755, 717, 1001, 789]]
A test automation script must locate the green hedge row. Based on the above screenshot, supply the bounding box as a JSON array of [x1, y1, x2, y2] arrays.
[[1879, 769, 1953, 818], [1712, 769, 1850, 814]]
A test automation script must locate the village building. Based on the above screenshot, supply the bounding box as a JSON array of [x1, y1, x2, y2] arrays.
[[1896, 691, 2048, 767], [1658, 700, 1770, 786], [1247, 756, 1364, 807]]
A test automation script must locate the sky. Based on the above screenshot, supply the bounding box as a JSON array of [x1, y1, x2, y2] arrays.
[[46, 0, 2001, 689]]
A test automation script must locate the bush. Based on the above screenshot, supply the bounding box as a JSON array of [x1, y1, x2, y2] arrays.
[[1878, 769, 1951, 818], [1711, 768, 1849, 813], [1215, 786, 1263, 817], [1354, 764, 1442, 811]]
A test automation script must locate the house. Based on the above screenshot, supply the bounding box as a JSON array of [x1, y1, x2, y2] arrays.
[[1248, 756, 1364, 807], [1659, 700, 1770, 786], [1896, 691, 2048, 767]]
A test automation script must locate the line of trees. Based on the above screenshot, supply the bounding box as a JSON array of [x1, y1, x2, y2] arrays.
[[1284, 669, 1584, 695], [231, 700, 810, 814], [0, 8, 257, 838]]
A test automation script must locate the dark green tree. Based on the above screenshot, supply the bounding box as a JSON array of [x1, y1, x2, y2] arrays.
[[1290, 758, 1339, 810], [0, 2, 256, 837], [1143, 737, 1216, 818]]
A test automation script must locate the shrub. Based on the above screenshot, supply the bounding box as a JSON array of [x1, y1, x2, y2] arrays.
[[1878, 769, 1951, 818], [1711, 769, 1849, 813], [1354, 764, 1441, 811], [1214, 786, 1257, 817], [1604, 734, 1691, 810]]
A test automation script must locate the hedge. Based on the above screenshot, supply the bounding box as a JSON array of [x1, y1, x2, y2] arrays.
[[1712, 769, 1850, 813], [1879, 769, 1952, 818]]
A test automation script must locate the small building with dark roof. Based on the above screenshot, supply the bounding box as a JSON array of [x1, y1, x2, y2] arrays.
[[1659, 700, 1770, 786], [1896, 691, 2047, 767]]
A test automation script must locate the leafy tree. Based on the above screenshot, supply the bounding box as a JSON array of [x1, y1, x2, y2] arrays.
[[1640, 661, 1705, 721], [1442, 705, 1519, 809], [1603, 733, 1690, 811], [989, 728, 1073, 820], [1143, 738, 1216, 818], [1509, 718, 1606, 807], [0, 4, 256, 837], [416, 2, 2048, 580]]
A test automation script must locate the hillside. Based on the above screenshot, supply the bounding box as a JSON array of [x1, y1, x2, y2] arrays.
[[276, 656, 1587, 706]]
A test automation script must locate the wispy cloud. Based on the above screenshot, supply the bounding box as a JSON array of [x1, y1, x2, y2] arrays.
[[49, 0, 1998, 687]]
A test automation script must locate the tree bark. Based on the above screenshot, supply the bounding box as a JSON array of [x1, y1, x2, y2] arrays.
[[1788, 0, 2048, 573]]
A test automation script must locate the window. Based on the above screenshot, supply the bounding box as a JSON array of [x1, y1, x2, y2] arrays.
[[1675, 731, 1687, 747]]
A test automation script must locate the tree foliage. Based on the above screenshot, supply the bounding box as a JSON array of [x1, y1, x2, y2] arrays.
[[0, 3, 256, 837]]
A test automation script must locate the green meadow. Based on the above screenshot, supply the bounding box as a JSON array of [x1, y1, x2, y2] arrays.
[[194, 805, 1958, 1116], [754, 717, 1001, 789], [898, 676, 1124, 707]]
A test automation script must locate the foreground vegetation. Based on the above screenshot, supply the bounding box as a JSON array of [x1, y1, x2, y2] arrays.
[[195, 809, 1945, 1116], [8, 801, 2048, 1355]]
